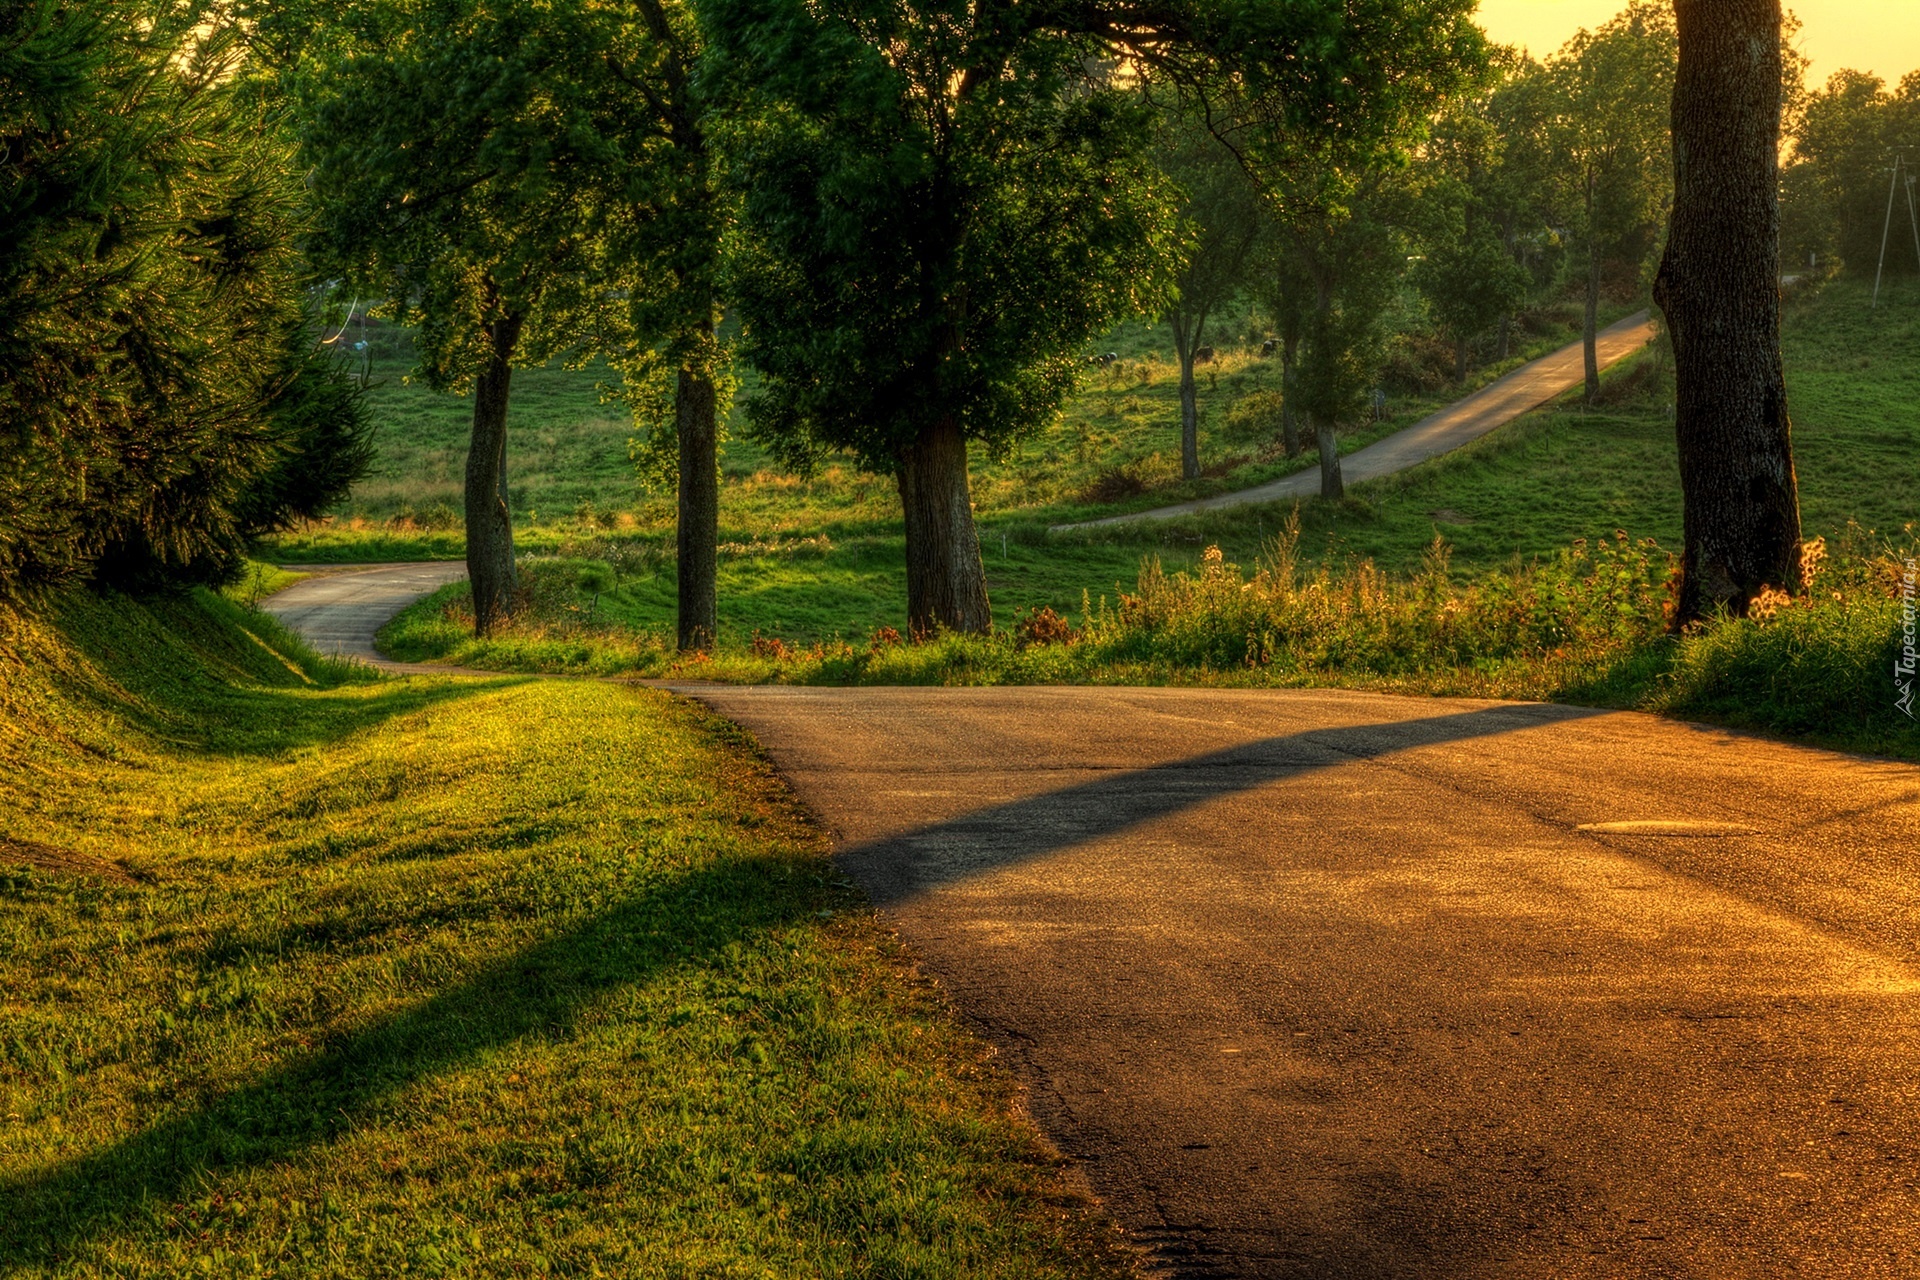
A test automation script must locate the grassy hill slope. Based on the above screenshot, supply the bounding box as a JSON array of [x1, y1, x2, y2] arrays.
[[0, 592, 1129, 1278]]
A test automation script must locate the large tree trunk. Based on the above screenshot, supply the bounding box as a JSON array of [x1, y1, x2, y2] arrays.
[[1497, 314, 1511, 362], [896, 417, 991, 636], [1454, 335, 1471, 384], [675, 320, 719, 651], [1655, 0, 1801, 628], [464, 310, 524, 637], [1280, 337, 1300, 457], [1315, 417, 1343, 500]]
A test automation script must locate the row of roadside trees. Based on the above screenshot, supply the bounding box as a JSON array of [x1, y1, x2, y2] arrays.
[[1, 0, 1816, 641], [1159, 2, 1680, 503], [269, 0, 1489, 642]]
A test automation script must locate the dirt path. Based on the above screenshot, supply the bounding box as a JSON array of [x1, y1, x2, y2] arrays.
[[1055, 312, 1656, 532], [261, 561, 467, 670], [677, 683, 1920, 1278]]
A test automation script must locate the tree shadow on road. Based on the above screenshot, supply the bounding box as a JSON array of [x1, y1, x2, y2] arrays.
[[837, 702, 1604, 904]]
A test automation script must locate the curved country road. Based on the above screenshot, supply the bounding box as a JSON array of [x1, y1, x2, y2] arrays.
[[268, 570, 1920, 1277], [680, 685, 1920, 1278], [1055, 312, 1656, 531], [261, 561, 466, 669]]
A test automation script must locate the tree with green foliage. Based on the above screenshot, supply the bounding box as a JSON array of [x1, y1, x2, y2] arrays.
[[1656, 0, 1802, 626], [1157, 112, 1264, 480], [704, 0, 1486, 634], [1249, 235, 1316, 457], [290, 0, 723, 643], [1542, 2, 1676, 404], [1479, 54, 1563, 358], [1784, 69, 1920, 277], [0, 0, 371, 597], [601, 0, 729, 651], [1411, 76, 1539, 381], [1263, 172, 1405, 499]]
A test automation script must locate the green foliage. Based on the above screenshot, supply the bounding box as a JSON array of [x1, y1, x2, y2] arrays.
[[375, 522, 1916, 762], [1158, 109, 1264, 351], [708, 0, 1179, 475], [0, 1, 372, 595], [288, 0, 652, 387], [1410, 86, 1538, 361], [1651, 536, 1908, 751], [1784, 69, 1920, 275], [1411, 228, 1532, 357], [1540, 2, 1676, 285], [0, 587, 1133, 1277]]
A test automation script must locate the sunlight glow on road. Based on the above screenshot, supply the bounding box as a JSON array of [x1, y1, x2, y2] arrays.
[[1476, 0, 1920, 87]]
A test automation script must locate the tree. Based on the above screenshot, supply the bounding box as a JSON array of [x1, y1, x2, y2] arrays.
[[1249, 235, 1315, 456], [603, 0, 729, 651], [1263, 172, 1404, 499], [704, 0, 1487, 635], [1479, 54, 1562, 359], [1654, 0, 1802, 626], [1157, 112, 1263, 480], [0, 1, 370, 597], [1411, 78, 1538, 381], [1543, 2, 1676, 404], [291, 0, 662, 637], [1784, 70, 1920, 277]]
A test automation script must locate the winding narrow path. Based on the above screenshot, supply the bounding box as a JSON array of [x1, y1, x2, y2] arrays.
[[679, 684, 1920, 1278], [1055, 312, 1656, 532], [261, 561, 466, 668]]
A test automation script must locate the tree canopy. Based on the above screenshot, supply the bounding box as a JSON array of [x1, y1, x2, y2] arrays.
[[289, 0, 713, 636], [707, 0, 1486, 632]]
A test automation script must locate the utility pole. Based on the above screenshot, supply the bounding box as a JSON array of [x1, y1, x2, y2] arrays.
[[1874, 153, 1910, 308], [1907, 168, 1920, 283]]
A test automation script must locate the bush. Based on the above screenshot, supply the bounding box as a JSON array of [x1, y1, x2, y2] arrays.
[[1220, 390, 1285, 444], [0, 3, 370, 596], [1656, 530, 1915, 753]]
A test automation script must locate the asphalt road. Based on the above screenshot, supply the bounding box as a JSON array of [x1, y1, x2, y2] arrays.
[[1056, 312, 1656, 531], [261, 561, 466, 667], [675, 683, 1920, 1278]]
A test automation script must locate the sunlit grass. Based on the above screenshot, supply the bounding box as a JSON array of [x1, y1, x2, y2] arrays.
[[0, 590, 1130, 1278], [381, 521, 1917, 763]]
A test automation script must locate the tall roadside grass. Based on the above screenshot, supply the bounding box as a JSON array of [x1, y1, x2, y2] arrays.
[[385, 516, 1919, 761]]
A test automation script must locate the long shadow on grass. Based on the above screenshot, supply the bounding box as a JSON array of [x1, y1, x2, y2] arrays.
[[4, 702, 1592, 1266], [0, 852, 809, 1269], [831, 701, 1602, 906], [52, 590, 530, 758]]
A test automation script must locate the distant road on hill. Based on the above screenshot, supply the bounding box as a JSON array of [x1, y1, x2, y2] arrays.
[[1055, 311, 1656, 532]]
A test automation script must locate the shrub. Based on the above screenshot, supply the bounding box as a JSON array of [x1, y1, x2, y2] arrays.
[[0, 5, 371, 596], [1220, 390, 1285, 444]]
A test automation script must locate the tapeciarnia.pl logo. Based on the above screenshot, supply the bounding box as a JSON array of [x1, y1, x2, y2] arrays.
[[1899, 557, 1917, 719]]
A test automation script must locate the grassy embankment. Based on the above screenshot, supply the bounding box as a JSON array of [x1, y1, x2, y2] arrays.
[[0, 590, 1130, 1277]]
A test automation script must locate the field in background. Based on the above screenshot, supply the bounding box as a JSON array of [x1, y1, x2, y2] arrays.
[[276, 280, 1918, 648]]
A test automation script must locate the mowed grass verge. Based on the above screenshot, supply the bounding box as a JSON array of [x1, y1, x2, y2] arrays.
[[0, 591, 1130, 1278]]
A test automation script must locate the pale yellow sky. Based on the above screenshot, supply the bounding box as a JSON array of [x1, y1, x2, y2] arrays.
[[1476, 0, 1920, 89]]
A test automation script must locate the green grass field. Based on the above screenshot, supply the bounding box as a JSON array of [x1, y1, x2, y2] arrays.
[[0, 590, 1131, 1277], [270, 294, 1640, 638], [298, 279, 1917, 650]]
